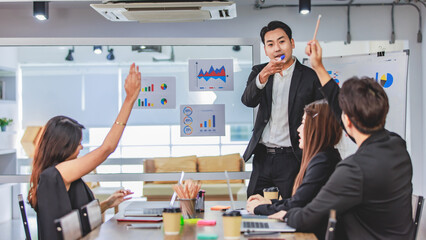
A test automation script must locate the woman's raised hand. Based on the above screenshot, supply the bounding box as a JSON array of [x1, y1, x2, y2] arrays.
[[124, 63, 141, 102]]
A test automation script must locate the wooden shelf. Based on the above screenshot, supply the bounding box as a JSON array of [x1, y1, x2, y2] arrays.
[[0, 149, 16, 155]]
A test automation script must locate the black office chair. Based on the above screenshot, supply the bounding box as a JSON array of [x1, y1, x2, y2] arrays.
[[18, 194, 32, 240], [54, 209, 83, 240], [325, 209, 336, 240], [80, 199, 102, 236], [412, 195, 424, 240]]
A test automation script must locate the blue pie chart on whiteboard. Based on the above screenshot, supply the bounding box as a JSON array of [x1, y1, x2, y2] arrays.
[[380, 73, 393, 88]]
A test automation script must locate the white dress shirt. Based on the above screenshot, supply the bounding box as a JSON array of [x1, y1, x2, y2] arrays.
[[255, 58, 296, 148]]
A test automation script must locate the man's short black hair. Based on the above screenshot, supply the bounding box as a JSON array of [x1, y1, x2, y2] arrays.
[[339, 77, 389, 134], [260, 21, 293, 44]]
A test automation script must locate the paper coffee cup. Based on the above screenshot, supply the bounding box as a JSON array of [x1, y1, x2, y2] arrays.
[[222, 211, 242, 239], [163, 207, 182, 235], [263, 187, 279, 200]]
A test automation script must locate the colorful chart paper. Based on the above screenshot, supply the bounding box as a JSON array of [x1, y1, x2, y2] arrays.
[[188, 59, 234, 91], [180, 104, 225, 136], [133, 76, 176, 109]]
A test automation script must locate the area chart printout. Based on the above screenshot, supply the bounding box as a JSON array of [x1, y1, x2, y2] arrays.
[[133, 76, 176, 109], [188, 59, 234, 91], [180, 104, 225, 137]]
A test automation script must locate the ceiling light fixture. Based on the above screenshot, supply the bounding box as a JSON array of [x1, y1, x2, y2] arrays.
[[65, 47, 74, 61], [299, 0, 311, 15], [33, 2, 49, 21], [131, 45, 162, 53], [153, 46, 174, 62], [106, 47, 115, 61], [93, 46, 102, 55]]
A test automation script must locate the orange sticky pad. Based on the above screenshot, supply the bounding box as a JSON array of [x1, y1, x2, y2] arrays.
[[197, 220, 216, 226], [210, 205, 230, 211]]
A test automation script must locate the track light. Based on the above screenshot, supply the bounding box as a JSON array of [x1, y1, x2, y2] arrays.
[[93, 46, 102, 55], [299, 0, 311, 15], [106, 47, 115, 61], [131, 45, 162, 53], [33, 2, 49, 21], [65, 47, 74, 61]]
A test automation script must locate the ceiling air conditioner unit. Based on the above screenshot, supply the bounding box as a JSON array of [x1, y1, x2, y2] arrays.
[[90, 1, 236, 23]]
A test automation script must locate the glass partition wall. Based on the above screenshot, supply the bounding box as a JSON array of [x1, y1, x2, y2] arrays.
[[0, 38, 408, 223], [0, 39, 260, 219]]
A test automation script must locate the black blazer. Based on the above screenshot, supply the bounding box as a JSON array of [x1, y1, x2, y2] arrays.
[[285, 80, 415, 240], [36, 166, 94, 240], [254, 148, 341, 215], [241, 60, 323, 162]]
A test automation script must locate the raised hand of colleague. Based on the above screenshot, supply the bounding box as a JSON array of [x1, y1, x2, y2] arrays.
[[124, 63, 142, 103], [305, 40, 331, 86], [28, 63, 143, 240], [55, 63, 141, 190]]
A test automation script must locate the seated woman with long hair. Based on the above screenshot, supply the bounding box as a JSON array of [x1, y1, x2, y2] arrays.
[[247, 99, 342, 215], [28, 63, 141, 240]]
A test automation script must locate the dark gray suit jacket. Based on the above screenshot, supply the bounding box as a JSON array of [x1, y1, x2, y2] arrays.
[[241, 59, 323, 162], [254, 148, 341, 215]]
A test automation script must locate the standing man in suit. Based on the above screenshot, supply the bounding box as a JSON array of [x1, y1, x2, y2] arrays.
[[242, 21, 323, 199]]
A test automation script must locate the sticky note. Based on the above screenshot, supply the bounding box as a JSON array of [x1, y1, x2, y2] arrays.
[[210, 205, 230, 211], [197, 233, 218, 239], [197, 220, 216, 226]]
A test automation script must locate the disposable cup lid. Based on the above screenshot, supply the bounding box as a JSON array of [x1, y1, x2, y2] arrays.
[[222, 210, 241, 217], [163, 207, 181, 213], [263, 186, 279, 192]]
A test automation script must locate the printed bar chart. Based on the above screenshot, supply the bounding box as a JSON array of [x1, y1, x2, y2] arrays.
[[141, 84, 155, 92], [200, 115, 215, 128], [180, 105, 225, 136], [133, 76, 176, 109], [138, 98, 154, 107]]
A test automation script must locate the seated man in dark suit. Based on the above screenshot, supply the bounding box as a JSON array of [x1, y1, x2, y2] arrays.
[[268, 40, 415, 240]]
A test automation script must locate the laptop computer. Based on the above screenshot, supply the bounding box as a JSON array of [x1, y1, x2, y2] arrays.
[[222, 171, 296, 233], [240, 220, 296, 232], [124, 202, 163, 217], [125, 171, 186, 217]]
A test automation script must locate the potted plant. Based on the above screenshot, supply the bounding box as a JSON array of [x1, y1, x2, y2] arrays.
[[0, 118, 13, 132]]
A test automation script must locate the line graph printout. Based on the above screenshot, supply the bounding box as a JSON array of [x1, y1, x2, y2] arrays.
[[180, 104, 225, 137], [133, 76, 176, 109], [188, 59, 234, 91]]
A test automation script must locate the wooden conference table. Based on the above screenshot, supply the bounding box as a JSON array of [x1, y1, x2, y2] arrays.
[[81, 201, 317, 240]]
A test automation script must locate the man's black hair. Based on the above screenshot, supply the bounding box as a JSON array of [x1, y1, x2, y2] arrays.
[[260, 21, 293, 44]]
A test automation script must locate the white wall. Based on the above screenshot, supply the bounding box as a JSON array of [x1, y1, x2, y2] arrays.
[[0, 1, 424, 194]]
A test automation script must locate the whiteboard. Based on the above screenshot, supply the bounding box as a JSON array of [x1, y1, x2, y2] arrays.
[[304, 50, 409, 158]]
